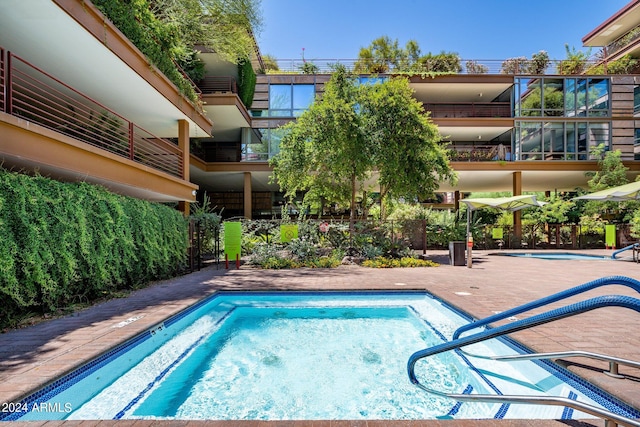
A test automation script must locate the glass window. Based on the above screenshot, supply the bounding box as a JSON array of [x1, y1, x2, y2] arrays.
[[566, 122, 577, 160], [269, 127, 287, 156], [588, 122, 610, 154], [269, 84, 315, 117], [587, 78, 609, 117], [242, 129, 269, 161], [564, 78, 576, 115], [543, 122, 564, 159], [634, 86, 640, 115], [515, 121, 610, 161], [577, 123, 588, 160], [269, 85, 291, 111], [518, 122, 542, 160], [517, 78, 541, 117], [542, 79, 564, 117], [292, 85, 315, 116]]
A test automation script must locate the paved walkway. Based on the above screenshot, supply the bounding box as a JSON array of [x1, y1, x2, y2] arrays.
[[1, 249, 639, 427]]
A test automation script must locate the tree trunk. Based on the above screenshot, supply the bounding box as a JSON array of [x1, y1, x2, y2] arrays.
[[350, 173, 356, 240], [379, 185, 389, 221]]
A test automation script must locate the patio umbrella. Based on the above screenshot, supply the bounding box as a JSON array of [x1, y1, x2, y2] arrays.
[[459, 195, 546, 268], [572, 180, 640, 201]]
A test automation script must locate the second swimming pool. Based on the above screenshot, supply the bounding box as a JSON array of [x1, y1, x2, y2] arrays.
[[5, 291, 638, 421]]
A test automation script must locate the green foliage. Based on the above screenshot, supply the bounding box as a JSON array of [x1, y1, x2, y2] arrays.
[[557, 45, 591, 75], [360, 77, 456, 216], [0, 170, 188, 329], [416, 52, 462, 73], [270, 65, 372, 225], [362, 257, 439, 268], [528, 50, 550, 74], [588, 55, 638, 75], [466, 61, 488, 74], [500, 57, 528, 74], [190, 193, 223, 254], [261, 54, 280, 73], [149, 0, 263, 65], [93, 0, 199, 104], [238, 59, 257, 108], [500, 51, 549, 75], [587, 148, 629, 191], [353, 36, 461, 75]]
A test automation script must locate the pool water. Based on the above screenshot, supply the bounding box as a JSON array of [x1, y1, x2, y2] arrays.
[[502, 252, 611, 260], [7, 292, 638, 421]]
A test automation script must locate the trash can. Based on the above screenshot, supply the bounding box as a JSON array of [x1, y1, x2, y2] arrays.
[[449, 241, 465, 266]]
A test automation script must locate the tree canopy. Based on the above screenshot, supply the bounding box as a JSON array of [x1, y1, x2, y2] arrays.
[[270, 65, 456, 223], [354, 36, 461, 74]]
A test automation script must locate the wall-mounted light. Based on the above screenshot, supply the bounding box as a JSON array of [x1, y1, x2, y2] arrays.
[[192, 190, 197, 196]]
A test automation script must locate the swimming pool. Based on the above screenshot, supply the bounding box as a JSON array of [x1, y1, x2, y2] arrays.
[[4, 291, 637, 421], [501, 252, 611, 260]]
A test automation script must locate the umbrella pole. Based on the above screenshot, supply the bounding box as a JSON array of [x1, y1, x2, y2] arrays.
[[466, 208, 472, 268]]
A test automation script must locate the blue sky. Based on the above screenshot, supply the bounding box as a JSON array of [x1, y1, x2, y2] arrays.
[[257, 0, 630, 61]]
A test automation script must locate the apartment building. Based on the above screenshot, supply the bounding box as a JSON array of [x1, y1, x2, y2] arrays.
[[2, 0, 640, 226], [0, 0, 211, 214]]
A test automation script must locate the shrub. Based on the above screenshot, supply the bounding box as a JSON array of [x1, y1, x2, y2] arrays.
[[0, 170, 188, 329], [362, 257, 439, 268]]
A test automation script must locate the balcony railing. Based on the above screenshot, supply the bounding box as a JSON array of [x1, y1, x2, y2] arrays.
[[269, 59, 601, 75], [0, 47, 4, 112], [197, 76, 238, 94], [1, 50, 183, 178], [448, 144, 512, 162], [605, 25, 640, 58], [424, 102, 511, 118]]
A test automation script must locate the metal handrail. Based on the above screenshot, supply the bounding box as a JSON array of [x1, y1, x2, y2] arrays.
[[461, 349, 640, 379], [410, 383, 640, 427], [407, 294, 640, 427], [452, 276, 640, 340]]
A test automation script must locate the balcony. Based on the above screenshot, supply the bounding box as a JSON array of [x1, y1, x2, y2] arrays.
[[1, 50, 183, 178], [424, 102, 511, 119], [448, 144, 512, 162], [196, 76, 238, 94]]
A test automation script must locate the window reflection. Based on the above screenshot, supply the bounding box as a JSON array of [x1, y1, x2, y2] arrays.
[[269, 84, 315, 117], [516, 77, 609, 117], [515, 121, 610, 161]]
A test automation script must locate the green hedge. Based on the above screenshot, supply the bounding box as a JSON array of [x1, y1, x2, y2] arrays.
[[0, 171, 188, 328], [238, 59, 257, 108]]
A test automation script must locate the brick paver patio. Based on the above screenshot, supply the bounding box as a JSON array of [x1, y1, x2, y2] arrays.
[[1, 249, 639, 427]]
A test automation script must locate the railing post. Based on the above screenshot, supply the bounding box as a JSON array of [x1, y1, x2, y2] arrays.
[[6, 51, 12, 115], [128, 122, 134, 160]]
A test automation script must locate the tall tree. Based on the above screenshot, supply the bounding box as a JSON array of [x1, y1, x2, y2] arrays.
[[360, 77, 456, 218], [354, 36, 421, 73], [270, 66, 456, 226], [270, 65, 371, 228]]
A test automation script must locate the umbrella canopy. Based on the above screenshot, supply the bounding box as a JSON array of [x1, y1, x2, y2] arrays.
[[460, 195, 546, 212], [458, 195, 546, 268], [572, 181, 640, 202]]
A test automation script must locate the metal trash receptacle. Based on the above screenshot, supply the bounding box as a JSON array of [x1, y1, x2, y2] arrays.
[[449, 241, 465, 266]]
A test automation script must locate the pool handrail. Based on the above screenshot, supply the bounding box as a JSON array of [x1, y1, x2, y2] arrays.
[[409, 382, 640, 427], [452, 275, 640, 340], [407, 294, 640, 427], [613, 243, 640, 260], [460, 349, 640, 378]]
